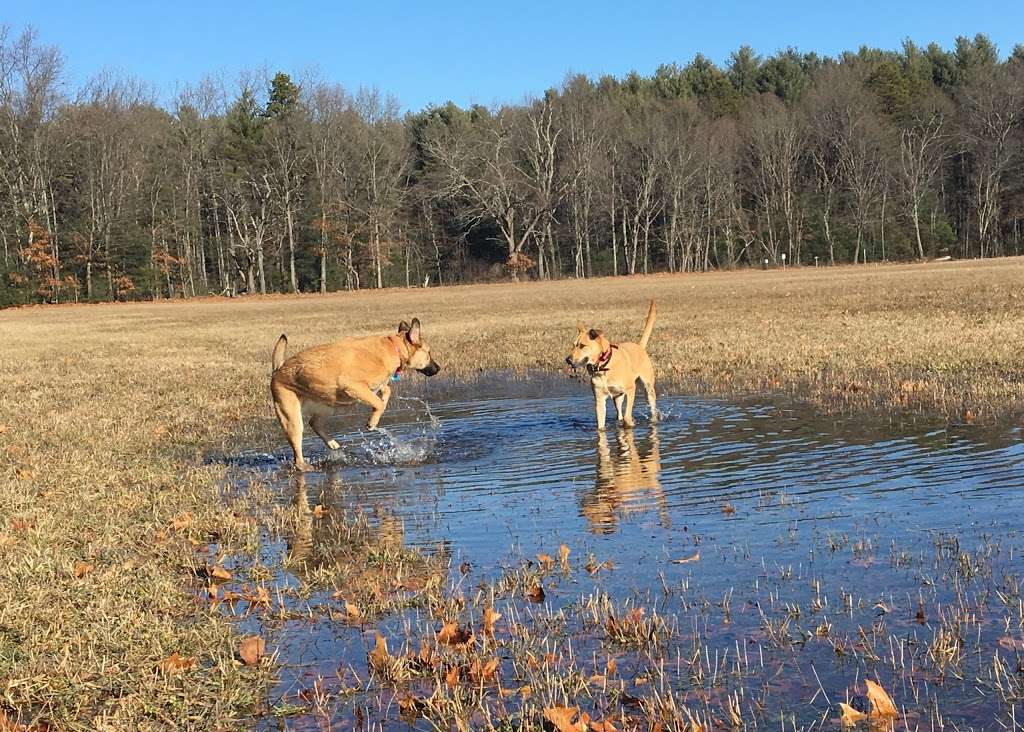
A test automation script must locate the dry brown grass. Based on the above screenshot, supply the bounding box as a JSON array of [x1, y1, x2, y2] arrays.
[[0, 257, 1022, 728]]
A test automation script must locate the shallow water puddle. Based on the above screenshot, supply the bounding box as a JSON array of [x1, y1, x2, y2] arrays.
[[217, 376, 1024, 729]]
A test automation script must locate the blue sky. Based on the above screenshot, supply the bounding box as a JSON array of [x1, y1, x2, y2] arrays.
[[4, 1, 1022, 111]]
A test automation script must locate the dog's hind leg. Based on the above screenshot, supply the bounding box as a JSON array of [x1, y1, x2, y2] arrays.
[[639, 375, 658, 422], [622, 387, 637, 429], [273, 386, 309, 471], [344, 383, 388, 430]]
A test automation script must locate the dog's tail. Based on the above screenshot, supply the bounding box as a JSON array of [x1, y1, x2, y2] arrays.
[[638, 300, 656, 350], [272, 334, 288, 372]]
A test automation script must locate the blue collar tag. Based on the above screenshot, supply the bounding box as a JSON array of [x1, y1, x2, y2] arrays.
[[390, 372, 401, 382]]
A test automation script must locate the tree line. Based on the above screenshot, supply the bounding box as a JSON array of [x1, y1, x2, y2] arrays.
[[2, 28, 1023, 305]]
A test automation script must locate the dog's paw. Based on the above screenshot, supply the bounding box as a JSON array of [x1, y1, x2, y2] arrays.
[[327, 439, 340, 450]]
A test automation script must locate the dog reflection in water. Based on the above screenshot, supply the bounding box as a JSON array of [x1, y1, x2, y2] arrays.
[[286, 472, 405, 573], [580, 426, 668, 534]]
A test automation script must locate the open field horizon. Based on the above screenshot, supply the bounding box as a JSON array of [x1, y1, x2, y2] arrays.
[[1, 255, 1023, 728]]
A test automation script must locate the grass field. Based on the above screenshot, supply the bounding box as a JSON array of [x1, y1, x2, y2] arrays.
[[1, 257, 1023, 729]]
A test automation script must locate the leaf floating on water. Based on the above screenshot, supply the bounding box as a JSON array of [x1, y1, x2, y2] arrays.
[[838, 703, 867, 725], [483, 606, 502, 635], [368, 633, 390, 671], [672, 553, 700, 564], [542, 706, 589, 732], [156, 651, 196, 674], [469, 657, 499, 683], [865, 679, 898, 717], [239, 635, 265, 666], [721, 503, 736, 515], [526, 583, 546, 603], [606, 656, 618, 676], [436, 621, 473, 646]]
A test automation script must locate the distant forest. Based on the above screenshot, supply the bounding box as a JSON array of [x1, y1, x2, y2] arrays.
[[1, 28, 1023, 304]]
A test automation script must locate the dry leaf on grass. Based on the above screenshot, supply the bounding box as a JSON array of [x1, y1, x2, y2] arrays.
[[209, 565, 231, 581], [368, 633, 390, 671], [239, 635, 265, 666], [469, 657, 499, 683], [156, 651, 196, 674], [590, 719, 619, 732], [345, 602, 362, 621], [672, 552, 700, 564], [483, 606, 502, 635], [312, 504, 326, 518], [445, 665, 460, 688], [537, 552, 555, 568], [436, 621, 473, 646], [543, 706, 589, 732], [559, 543, 571, 567], [526, 583, 545, 603], [838, 703, 866, 725], [72, 562, 94, 578], [169, 512, 193, 531]]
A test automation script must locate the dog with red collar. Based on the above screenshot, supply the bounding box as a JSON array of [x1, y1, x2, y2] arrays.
[[565, 301, 657, 430], [270, 319, 441, 471]]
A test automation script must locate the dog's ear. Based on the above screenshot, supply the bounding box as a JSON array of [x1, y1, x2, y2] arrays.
[[407, 318, 422, 346], [588, 328, 603, 341], [576, 321, 585, 334], [398, 321, 410, 334]]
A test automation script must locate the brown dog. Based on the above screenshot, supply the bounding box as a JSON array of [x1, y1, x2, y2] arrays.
[[270, 319, 441, 470], [566, 301, 657, 430]]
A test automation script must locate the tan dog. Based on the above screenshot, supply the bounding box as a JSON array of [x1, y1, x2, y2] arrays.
[[270, 319, 441, 470], [566, 301, 657, 430]]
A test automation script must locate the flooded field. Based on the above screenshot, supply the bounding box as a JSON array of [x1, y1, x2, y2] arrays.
[[215, 375, 1024, 730]]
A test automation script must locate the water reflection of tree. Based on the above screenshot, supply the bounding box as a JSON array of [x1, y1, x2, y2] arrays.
[[580, 427, 668, 534]]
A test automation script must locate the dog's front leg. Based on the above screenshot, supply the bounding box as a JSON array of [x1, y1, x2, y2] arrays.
[[593, 386, 609, 431], [344, 383, 388, 430], [377, 383, 392, 413]]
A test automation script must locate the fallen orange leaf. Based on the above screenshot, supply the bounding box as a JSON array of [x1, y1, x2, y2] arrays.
[[156, 651, 196, 674], [73, 562, 94, 578], [721, 503, 736, 515], [436, 621, 474, 646], [445, 664, 460, 688], [606, 657, 618, 676], [838, 703, 866, 725], [209, 565, 232, 581], [345, 602, 362, 621], [239, 635, 265, 666], [169, 512, 193, 531], [672, 552, 700, 564], [865, 679, 897, 717], [559, 543, 571, 567], [368, 633, 390, 671], [543, 706, 588, 732], [526, 583, 545, 603], [469, 657, 499, 683], [483, 606, 502, 635], [313, 504, 326, 518], [537, 552, 555, 567], [590, 719, 619, 732]]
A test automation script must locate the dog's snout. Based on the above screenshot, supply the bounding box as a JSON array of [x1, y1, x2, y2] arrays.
[[421, 360, 441, 377], [565, 356, 574, 366]]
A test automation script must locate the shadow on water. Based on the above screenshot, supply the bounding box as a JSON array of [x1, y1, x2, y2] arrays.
[[212, 373, 1024, 729]]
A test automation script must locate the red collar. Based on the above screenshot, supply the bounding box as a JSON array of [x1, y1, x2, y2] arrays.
[[591, 345, 615, 372], [390, 338, 404, 373]]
